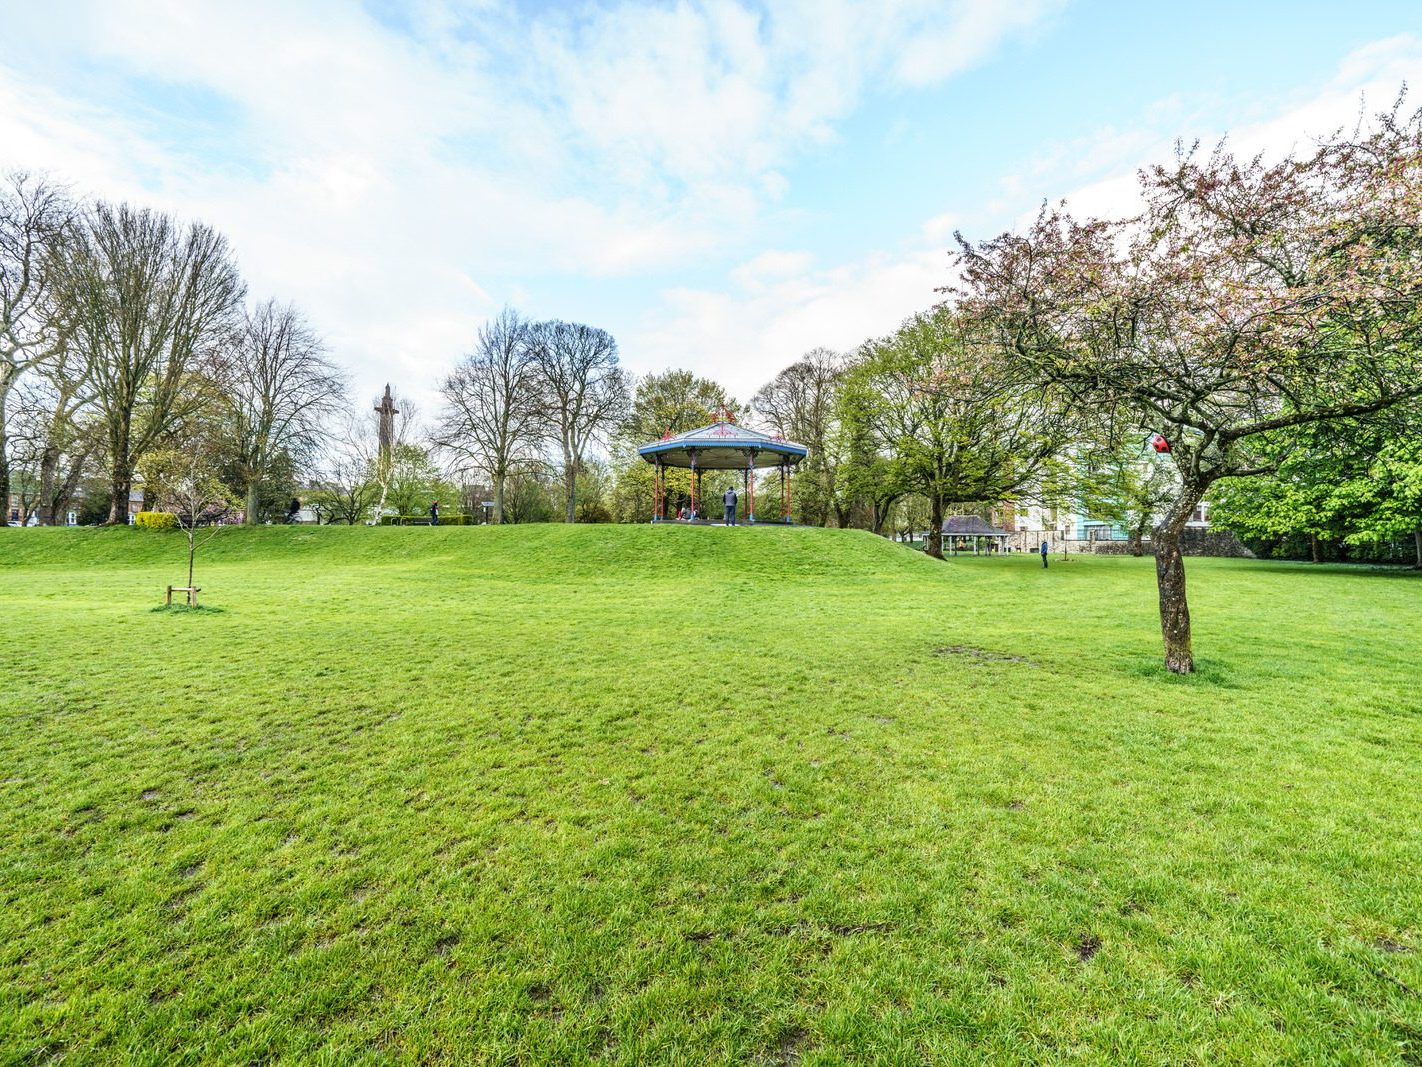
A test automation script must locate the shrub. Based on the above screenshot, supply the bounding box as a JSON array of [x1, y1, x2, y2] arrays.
[[135, 511, 180, 531], [378, 514, 470, 526]]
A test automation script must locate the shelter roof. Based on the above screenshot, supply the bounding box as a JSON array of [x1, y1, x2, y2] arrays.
[[942, 515, 1010, 537], [638, 420, 808, 470]]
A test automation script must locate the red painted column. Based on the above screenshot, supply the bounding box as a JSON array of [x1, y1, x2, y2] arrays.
[[747, 453, 756, 523]]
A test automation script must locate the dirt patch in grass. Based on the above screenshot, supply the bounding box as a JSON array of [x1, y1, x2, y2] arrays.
[[934, 645, 1037, 666], [434, 934, 459, 957], [775, 1026, 807, 1066], [1075, 934, 1102, 962]]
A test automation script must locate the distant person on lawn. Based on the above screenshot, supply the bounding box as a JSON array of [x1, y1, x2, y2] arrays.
[[1040, 540, 1049, 568], [723, 486, 738, 526], [429, 500, 440, 526]]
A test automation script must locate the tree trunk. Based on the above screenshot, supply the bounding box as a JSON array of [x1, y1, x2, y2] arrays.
[[245, 481, 260, 525], [1129, 517, 1149, 557], [107, 450, 132, 525], [0, 437, 10, 528], [0, 368, 11, 528], [926, 496, 944, 559], [1154, 485, 1206, 675], [51, 444, 89, 526], [564, 455, 577, 524], [38, 445, 59, 525], [493, 474, 505, 525], [1414, 528, 1421, 569], [1309, 533, 1320, 564]]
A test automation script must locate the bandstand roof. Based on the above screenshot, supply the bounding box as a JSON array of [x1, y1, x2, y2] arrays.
[[638, 420, 809, 470], [942, 515, 1011, 537]]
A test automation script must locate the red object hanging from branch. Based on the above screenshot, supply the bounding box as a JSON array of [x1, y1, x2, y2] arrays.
[[1150, 433, 1171, 453]]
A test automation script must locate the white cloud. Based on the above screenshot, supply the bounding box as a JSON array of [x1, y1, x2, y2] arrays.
[[1012, 34, 1422, 226], [0, 0, 1056, 414], [920, 212, 959, 245], [4, 2, 1419, 426], [629, 245, 951, 399], [632, 34, 1422, 404]]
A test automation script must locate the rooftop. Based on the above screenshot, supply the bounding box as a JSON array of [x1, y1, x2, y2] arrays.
[[637, 419, 809, 470]]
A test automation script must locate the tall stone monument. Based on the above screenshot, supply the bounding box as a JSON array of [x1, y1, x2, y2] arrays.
[[375, 384, 399, 463]]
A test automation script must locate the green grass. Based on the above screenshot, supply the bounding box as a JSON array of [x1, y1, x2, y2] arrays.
[[2, 525, 1420, 1064]]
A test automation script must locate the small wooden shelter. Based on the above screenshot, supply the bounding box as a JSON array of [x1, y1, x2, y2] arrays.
[[941, 514, 1012, 552]]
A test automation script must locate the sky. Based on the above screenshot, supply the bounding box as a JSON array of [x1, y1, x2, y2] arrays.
[[4, 0, 1422, 416]]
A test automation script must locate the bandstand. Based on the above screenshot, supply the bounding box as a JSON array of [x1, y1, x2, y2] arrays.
[[637, 412, 808, 523]]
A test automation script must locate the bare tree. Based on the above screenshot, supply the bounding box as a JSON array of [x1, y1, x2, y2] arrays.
[[752, 348, 845, 526], [527, 319, 630, 522], [434, 308, 542, 523], [307, 413, 380, 525], [11, 347, 98, 524], [0, 172, 72, 522], [55, 202, 244, 524], [224, 299, 346, 523]]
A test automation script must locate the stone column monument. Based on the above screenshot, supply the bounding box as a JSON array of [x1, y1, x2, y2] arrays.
[[375, 384, 399, 463]]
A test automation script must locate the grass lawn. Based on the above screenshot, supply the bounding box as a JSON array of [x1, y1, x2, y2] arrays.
[[2, 524, 1420, 1064]]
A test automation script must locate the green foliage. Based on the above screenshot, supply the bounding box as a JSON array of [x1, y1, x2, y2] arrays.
[[502, 465, 558, 524], [1, 525, 1419, 1061], [609, 370, 739, 522], [572, 461, 614, 523], [1073, 438, 1179, 549], [618, 368, 738, 445], [134, 511, 179, 531], [574, 500, 612, 523], [379, 514, 470, 526], [75, 483, 113, 527], [383, 443, 457, 518], [837, 308, 1071, 551], [309, 475, 378, 526], [1212, 412, 1422, 565]]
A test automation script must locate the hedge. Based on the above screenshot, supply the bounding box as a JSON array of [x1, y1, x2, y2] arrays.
[[135, 511, 180, 531], [379, 514, 470, 526]]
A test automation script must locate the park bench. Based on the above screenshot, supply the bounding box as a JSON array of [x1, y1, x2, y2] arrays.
[[165, 585, 201, 607]]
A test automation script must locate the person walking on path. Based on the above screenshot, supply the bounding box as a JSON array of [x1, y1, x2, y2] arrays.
[[429, 500, 440, 526], [723, 486, 738, 526], [1040, 540, 1049, 568]]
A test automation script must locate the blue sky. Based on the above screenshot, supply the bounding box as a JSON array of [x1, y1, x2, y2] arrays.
[[3, 0, 1421, 412]]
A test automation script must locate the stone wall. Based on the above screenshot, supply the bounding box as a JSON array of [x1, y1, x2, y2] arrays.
[[1075, 529, 1255, 558]]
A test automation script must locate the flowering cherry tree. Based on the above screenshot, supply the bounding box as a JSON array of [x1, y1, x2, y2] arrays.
[[956, 103, 1422, 673]]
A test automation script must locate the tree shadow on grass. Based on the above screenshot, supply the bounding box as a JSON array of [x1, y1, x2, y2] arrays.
[[1249, 561, 1422, 581], [148, 604, 227, 615]]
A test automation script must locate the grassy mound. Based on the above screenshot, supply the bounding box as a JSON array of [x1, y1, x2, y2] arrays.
[[2, 526, 1419, 1062]]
